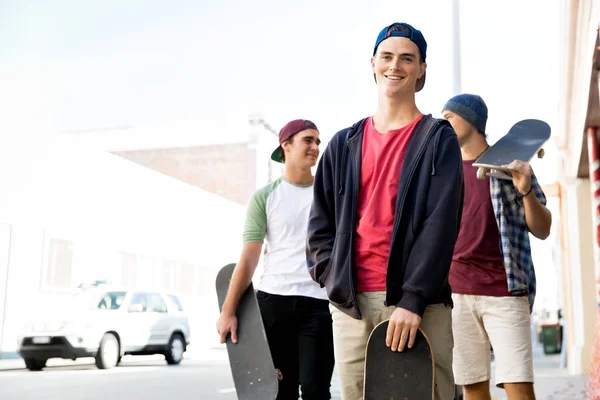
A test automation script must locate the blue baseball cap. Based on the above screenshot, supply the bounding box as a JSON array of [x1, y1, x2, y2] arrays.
[[373, 22, 427, 92]]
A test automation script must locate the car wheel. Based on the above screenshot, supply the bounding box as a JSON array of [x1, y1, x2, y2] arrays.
[[165, 334, 185, 365], [24, 358, 46, 371], [95, 333, 120, 369]]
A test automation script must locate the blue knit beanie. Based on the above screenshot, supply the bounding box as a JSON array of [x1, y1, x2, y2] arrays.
[[442, 94, 488, 134]]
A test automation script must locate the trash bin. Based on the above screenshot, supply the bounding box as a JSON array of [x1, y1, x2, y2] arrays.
[[541, 323, 562, 355]]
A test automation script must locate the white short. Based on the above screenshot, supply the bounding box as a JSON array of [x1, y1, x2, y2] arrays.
[[452, 294, 534, 387]]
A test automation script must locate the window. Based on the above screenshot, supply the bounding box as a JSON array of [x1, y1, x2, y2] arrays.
[[147, 293, 167, 313], [138, 256, 159, 288], [45, 238, 74, 288], [177, 262, 195, 295], [96, 291, 126, 310], [119, 252, 137, 287], [128, 292, 147, 312], [168, 294, 184, 311], [159, 260, 175, 291]]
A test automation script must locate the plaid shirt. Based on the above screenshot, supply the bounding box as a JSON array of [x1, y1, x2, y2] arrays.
[[490, 173, 546, 310]]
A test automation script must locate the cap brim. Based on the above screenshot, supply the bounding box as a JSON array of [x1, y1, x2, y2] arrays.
[[270, 146, 283, 163], [416, 71, 426, 92]]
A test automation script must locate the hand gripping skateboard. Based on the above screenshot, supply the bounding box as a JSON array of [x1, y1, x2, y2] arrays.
[[473, 119, 551, 180], [364, 320, 434, 400], [215, 263, 278, 400]]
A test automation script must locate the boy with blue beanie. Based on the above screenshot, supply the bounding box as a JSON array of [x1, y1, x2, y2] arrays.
[[443, 94, 488, 135], [308, 22, 464, 400], [442, 94, 552, 400]]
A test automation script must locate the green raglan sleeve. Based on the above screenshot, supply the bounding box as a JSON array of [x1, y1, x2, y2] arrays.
[[242, 187, 269, 244]]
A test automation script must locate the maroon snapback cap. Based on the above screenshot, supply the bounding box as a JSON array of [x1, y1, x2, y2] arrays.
[[270, 119, 318, 163]]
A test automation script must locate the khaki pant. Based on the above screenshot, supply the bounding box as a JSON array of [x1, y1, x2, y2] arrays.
[[330, 292, 454, 400], [452, 294, 533, 387]]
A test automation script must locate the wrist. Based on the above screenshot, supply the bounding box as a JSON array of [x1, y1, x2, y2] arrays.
[[222, 303, 236, 316], [519, 186, 533, 197]]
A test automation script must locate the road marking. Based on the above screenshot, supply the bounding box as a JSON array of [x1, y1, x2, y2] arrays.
[[217, 388, 236, 394]]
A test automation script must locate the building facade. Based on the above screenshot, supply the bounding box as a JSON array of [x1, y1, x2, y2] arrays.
[[557, 0, 600, 376]]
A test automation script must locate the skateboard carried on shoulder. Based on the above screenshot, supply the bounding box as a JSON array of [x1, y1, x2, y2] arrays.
[[473, 119, 551, 180], [215, 263, 278, 400], [364, 319, 435, 400]]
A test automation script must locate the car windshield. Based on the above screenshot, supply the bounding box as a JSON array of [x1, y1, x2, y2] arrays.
[[69, 290, 127, 311], [95, 291, 127, 310]]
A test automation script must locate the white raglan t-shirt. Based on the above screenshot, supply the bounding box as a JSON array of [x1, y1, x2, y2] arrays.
[[243, 176, 327, 300]]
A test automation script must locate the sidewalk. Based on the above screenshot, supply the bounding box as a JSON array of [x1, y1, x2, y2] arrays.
[[489, 344, 587, 400]]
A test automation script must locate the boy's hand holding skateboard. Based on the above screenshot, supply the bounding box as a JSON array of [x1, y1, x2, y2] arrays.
[[386, 307, 422, 352], [216, 312, 238, 344], [502, 160, 533, 196]]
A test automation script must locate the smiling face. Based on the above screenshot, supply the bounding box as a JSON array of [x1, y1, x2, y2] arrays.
[[282, 129, 320, 169], [371, 37, 426, 97]]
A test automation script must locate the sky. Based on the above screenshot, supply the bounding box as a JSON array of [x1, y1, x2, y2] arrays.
[[0, 1, 559, 150]]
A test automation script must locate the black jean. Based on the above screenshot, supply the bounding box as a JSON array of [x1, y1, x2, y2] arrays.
[[257, 291, 335, 400]]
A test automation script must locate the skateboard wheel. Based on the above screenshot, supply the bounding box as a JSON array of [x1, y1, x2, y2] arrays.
[[476, 167, 486, 180], [537, 148, 545, 159]]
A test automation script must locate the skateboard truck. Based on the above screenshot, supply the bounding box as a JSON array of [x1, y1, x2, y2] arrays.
[[475, 148, 545, 181]]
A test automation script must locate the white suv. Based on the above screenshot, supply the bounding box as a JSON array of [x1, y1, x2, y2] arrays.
[[16, 288, 191, 371]]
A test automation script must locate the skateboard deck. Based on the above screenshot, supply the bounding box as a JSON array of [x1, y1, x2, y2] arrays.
[[364, 320, 434, 400], [473, 119, 551, 180], [215, 263, 278, 400]]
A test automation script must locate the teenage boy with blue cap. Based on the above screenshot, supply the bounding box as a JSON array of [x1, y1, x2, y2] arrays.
[[442, 94, 552, 400], [307, 22, 464, 399]]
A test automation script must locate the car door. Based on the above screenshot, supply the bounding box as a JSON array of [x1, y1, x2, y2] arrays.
[[123, 292, 159, 350], [145, 293, 171, 345]]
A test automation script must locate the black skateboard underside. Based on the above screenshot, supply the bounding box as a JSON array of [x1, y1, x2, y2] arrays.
[[215, 263, 278, 400], [364, 320, 434, 400], [474, 119, 551, 168]]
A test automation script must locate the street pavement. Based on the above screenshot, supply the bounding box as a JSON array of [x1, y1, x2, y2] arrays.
[[0, 344, 586, 400], [0, 356, 242, 400], [0, 351, 341, 400]]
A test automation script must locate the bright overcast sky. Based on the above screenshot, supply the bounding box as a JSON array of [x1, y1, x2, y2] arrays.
[[0, 0, 559, 169]]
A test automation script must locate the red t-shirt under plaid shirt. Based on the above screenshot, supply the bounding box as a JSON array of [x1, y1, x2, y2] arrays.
[[354, 115, 423, 292]]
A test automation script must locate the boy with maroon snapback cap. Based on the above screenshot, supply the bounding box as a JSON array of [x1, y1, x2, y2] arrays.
[[217, 119, 335, 399], [307, 22, 464, 399]]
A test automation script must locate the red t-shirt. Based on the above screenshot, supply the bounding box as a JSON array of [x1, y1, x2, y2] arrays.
[[449, 159, 511, 296], [354, 115, 423, 292]]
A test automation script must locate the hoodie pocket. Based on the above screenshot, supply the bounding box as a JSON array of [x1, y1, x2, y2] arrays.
[[322, 233, 354, 307], [318, 239, 338, 287]]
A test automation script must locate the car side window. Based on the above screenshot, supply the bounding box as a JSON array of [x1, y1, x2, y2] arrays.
[[167, 295, 184, 311], [147, 293, 168, 313], [128, 292, 147, 312]]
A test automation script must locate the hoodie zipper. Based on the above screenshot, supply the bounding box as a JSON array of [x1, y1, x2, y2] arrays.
[[389, 120, 441, 270], [347, 133, 362, 319]]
